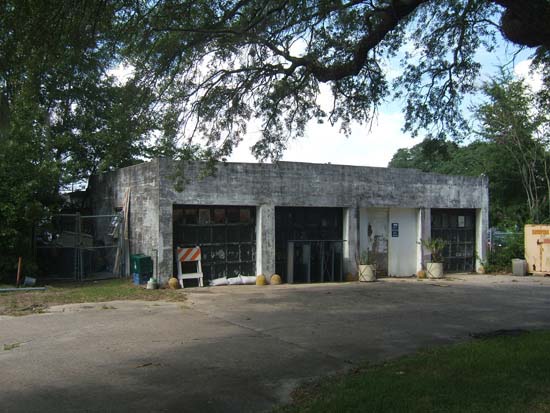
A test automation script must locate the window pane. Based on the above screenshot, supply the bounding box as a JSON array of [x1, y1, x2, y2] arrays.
[[227, 208, 239, 223], [198, 209, 211, 224], [240, 208, 251, 223], [184, 209, 197, 224], [214, 208, 225, 224]]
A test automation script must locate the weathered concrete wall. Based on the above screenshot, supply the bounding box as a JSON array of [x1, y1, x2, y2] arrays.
[[255, 205, 276, 277], [89, 160, 160, 277], [90, 158, 489, 282], [156, 159, 489, 279], [158, 159, 488, 209]]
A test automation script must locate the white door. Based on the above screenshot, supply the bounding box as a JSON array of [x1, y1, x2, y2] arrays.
[[388, 208, 418, 277]]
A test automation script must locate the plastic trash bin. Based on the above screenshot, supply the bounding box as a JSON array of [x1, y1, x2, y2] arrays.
[[512, 259, 527, 276]]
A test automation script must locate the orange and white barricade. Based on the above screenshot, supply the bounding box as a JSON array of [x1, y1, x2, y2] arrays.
[[176, 246, 204, 288]]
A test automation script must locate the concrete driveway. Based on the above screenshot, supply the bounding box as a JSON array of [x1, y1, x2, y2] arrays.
[[2, 275, 550, 412]]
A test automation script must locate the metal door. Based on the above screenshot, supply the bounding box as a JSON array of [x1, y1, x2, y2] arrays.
[[388, 208, 418, 277], [431, 209, 476, 272], [173, 205, 256, 281], [275, 207, 343, 282], [366, 209, 389, 276]]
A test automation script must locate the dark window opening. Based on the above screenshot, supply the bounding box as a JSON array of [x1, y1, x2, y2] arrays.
[[173, 205, 256, 282]]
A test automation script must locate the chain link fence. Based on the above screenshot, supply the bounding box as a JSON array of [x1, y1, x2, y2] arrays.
[[486, 228, 523, 272], [35, 213, 125, 280]]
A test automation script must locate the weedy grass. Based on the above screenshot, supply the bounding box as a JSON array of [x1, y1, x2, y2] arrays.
[[0, 279, 185, 316], [276, 330, 550, 413]]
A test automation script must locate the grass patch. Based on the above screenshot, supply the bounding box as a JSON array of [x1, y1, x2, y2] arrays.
[[0, 279, 185, 316], [277, 331, 550, 413]]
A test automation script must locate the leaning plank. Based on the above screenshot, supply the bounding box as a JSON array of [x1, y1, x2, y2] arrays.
[[122, 188, 131, 277]]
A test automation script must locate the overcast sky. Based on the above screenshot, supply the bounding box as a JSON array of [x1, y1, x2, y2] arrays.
[[229, 50, 542, 168]]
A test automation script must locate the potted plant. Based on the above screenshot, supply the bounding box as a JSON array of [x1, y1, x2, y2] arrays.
[[357, 250, 376, 282], [420, 238, 446, 279]]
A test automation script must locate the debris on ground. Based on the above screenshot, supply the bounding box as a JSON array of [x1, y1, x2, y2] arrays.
[[469, 329, 529, 339], [0, 287, 47, 293]]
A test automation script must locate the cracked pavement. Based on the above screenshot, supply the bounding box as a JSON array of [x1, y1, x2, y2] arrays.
[[2, 275, 550, 412]]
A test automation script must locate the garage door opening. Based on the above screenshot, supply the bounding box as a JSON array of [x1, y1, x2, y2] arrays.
[[173, 205, 256, 282], [431, 209, 476, 273], [275, 207, 344, 283]]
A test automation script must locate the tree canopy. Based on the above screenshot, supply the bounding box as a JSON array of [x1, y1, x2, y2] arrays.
[[120, 0, 550, 160], [390, 138, 528, 228], [390, 73, 550, 228], [0, 1, 155, 276], [2, 1, 550, 167]]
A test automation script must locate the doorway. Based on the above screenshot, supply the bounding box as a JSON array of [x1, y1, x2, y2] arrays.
[[275, 207, 344, 283], [431, 209, 476, 272]]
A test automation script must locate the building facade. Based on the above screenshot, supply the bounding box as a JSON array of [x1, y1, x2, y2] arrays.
[[89, 158, 489, 284]]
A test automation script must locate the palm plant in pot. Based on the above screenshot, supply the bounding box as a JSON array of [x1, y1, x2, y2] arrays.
[[421, 238, 446, 279], [357, 250, 376, 282]]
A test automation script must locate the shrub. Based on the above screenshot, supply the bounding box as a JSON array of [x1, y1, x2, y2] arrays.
[[485, 232, 524, 273]]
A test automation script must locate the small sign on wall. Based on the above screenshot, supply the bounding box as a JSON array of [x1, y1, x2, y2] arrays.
[[391, 222, 399, 237]]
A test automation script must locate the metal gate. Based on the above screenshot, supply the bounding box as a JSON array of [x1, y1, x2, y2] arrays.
[[286, 240, 344, 283], [431, 209, 476, 272], [35, 213, 125, 280], [173, 205, 256, 281], [275, 207, 343, 282], [365, 208, 389, 276]]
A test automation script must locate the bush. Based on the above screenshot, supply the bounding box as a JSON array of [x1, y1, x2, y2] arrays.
[[485, 232, 524, 273]]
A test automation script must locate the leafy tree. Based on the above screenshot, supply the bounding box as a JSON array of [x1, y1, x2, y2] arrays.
[[477, 73, 550, 223], [389, 139, 460, 173], [389, 138, 526, 228], [389, 74, 550, 228], [120, 0, 550, 161], [0, 1, 154, 278]]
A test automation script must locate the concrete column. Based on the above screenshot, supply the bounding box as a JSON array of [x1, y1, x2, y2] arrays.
[[158, 201, 173, 284], [417, 208, 431, 271], [476, 208, 488, 272], [476, 175, 490, 273], [358, 208, 368, 254], [256, 204, 275, 280], [343, 207, 359, 275]]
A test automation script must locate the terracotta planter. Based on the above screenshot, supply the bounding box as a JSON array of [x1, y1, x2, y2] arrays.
[[426, 262, 444, 279], [358, 264, 376, 282]]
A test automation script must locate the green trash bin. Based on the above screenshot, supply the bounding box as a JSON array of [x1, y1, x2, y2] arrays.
[[130, 254, 153, 275]]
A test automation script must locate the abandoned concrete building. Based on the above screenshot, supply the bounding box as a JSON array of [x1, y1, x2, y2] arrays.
[[88, 158, 489, 284]]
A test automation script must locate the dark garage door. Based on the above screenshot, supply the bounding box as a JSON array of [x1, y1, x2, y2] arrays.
[[173, 205, 256, 281], [275, 207, 344, 283], [431, 209, 476, 273]]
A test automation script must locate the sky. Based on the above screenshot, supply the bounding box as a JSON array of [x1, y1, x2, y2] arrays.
[[228, 49, 542, 168]]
